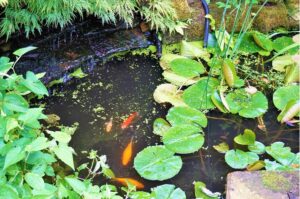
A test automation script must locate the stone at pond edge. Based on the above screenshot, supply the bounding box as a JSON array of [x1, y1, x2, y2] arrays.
[[226, 171, 299, 199]]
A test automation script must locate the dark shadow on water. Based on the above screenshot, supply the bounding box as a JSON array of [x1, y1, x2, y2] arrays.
[[43, 55, 299, 198]]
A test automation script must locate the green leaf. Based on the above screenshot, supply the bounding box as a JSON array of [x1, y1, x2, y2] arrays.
[[166, 106, 207, 128], [183, 77, 219, 110], [180, 41, 210, 61], [160, 54, 187, 70], [162, 125, 204, 154], [153, 118, 171, 136], [265, 142, 296, 166], [222, 59, 237, 87], [0, 57, 13, 74], [246, 152, 260, 165], [253, 32, 273, 51], [21, 71, 48, 96], [264, 159, 293, 171], [162, 71, 199, 86], [48, 130, 72, 144], [170, 58, 205, 78], [237, 32, 263, 53], [247, 160, 265, 171], [273, 85, 300, 110], [225, 149, 249, 169], [213, 142, 229, 153], [25, 137, 49, 152], [134, 145, 182, 181], [272, 55, 295, 72], [284, 64, 300, 85], [25, 172, 45, 190], [2, 94, 29, 113], [69, 68, 87, 79], [211, 90, 229, 113], [65, 177, 86, 194], [194, 181, 221, 199], [13, 46, 37, 57], [18, 108, 46, 128], [277, 99, 300, 123], [226, 89, 268, 118], [151, 184, 186, 199], [53, 144, 75, 170], [153, 84, 187, 107], [248, 141, 265, 155], [273, 36, 299, 55], [4, 146, 26, 169], [234, 129, 256, 146], [0, 184, 19, 199]]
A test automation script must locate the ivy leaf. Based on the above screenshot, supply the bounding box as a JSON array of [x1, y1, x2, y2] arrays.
[[25, 137, 49, 152], [53, 144, 75, 170], [162, 125, 204, 154], [21, 71, 48, 96], [265, 142, 296, 166], [213, 142, 229, 153], [65, 177, 87, 194], [153, 118, 171, 136], [234, 129, 256, 146], [151, 184, 186, 199], [25, 172, 45, 190], [134, 146, 182, 181], [2, 94, 29, 113], [0, 184, 19, 199], [48, 130, 72, 144], [248, 141, 265, 155], [170, 58, 205, 78], [166, 106, 207, 128], [4, 146, 26, 169]]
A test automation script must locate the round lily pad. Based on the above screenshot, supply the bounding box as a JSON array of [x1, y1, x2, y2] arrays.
[[153, 84, 187, 107], [162, 125, 204, 154], [182, 77, 219, 110], [273, 85, 300, 110], [248, 141, 265, 155], [166, 106, 207, 128], [153, 118, 171, 136], [151, 184, 186, 199], [170, 58, 205, 78], [234, 129, 256, 146], [253, 31, 273, 51], [273, 36, 299, 55], [225, 149, 258, 169], [162, 71, 199, 86], [226, 89, 268, 118], [134, 146, 182, 181]]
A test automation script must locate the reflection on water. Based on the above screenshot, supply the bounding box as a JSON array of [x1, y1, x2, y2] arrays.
[[43, 55, 299, 198]]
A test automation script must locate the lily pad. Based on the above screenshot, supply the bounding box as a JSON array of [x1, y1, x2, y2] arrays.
[[162, 71, 199, 86], [247, 160, 266, 171], [166, 106, 207, 128], [225, 149, 259, 169], [183, 77, 219, 110], [253, 31, 273, 51], [170, 58, 205, 78], [180, 41, 210, 61], [277, 99, 300, 123], [226, 89, 268, 118], [153, 84, 187, 107], [234, 129, 256, 146], [265, 142, 296, 166], [273, 36, 299, 55], [248, 141, 265, 155], [162, 125, 204, 154], [272, 54, 295, 72], [238, 32, 264, 54], [134, 146, 182, 181], [151, 184, 186, 199], [194, 181, 221, 199], [284, 64, 300, 84], [273, 85, 300, 110], [160, 54, 187, 70], [153, 118, 171, 136], [213, 142, 229, 154]]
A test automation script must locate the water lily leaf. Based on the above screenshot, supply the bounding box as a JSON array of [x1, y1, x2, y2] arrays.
[[248, 141, 265, 155], [134, 146, 182, 181], [183, 77, 219, 110], [234, 129, 256, 146], [180, 41, 210, 61], [170, 58, 205, 78], [162, 125, 204, 154], [194, 181, 221, 199], [238, 32, 263, 53], [277, 99, 300, 123], [264, 159, 293, 171], [211, 90, 229, 113], [273, 36, 299, 55], [213, 142, 229, 153], [246, 160, 265, 171], [247, 152, 260, 165], [272, 54, 295, 72], [265, 142, 296, 166], [226, 89, 268, 118], [153, 84, 187, 107], [225, 149, 259, 169], [253, 32, 273, 51], [160, 54, 187, 70], [153, 118, 171, 136], [162, 71, 199, 86], [151, 184, 186, 199], [273, 85, 300, 110], [166, 106, 207, 128], [284, 64, 300, 84]]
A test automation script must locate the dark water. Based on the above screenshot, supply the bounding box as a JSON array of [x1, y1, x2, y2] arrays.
[[43, 55, 299, 198]]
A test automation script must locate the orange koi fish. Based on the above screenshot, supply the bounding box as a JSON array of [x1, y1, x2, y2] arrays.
[[112, 177, 144, 189], [105, 117, 113, 133], [121, 112, 138, 129], [122, 138, 133, 166]]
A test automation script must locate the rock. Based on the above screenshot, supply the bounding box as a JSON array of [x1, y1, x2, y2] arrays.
[[226, 171, 299, 199]]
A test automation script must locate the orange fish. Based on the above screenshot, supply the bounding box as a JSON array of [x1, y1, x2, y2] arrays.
[[105, 117, 113, 133], [112, 177, 144, 189], [121, 112, 138, 129], [122, 138, 134, 166]]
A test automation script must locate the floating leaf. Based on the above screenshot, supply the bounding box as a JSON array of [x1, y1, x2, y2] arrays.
[[221, 59, 239, 88], [273, 36, 299, 55], [253, 31, 273, 51], [277, 99, 300, 123], [248, 141, 265, 155], [237, 32, 263, 54], [265, 142, 296, 166], [194, 181, 221, 199], [151, 184, 186, 199], [160, 54, 187, 70], [13, 46, 37, 57], [211, 90, 229, 113], [180, 41, 210, 61], [153, 84, 187, 107], [213, 142, 229, 153], [162, 125, 204, 154], [225, 149, 259, 169], [134, 146, 182, 181], [264, 159, 293, 171], [183, 77, 219, 110], [226, 89, 268, 118], [272, 54, 295, 72], [234, 129, 256, 146], [153, 118, 171, 136], [170, 58, 205, 78], [273, 85, 300, 110], [166, 106, 207, 128], [246, 160, 265, 171], [284, 64, 300, 84], [162, 71, 199, 86]]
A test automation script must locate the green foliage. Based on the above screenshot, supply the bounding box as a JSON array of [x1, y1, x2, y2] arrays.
[[194, 181, 221, 199], [151, 184, 186, 199], [170, 58, 205, 78], [1, 0, 187, 39], [153, 118, 170, 136]]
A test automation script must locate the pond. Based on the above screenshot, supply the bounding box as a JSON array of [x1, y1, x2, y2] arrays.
[[43, 55, 299, 198]]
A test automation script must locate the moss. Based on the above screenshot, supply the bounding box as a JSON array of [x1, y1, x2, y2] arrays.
[[261, 171, 292, 192], [171, 0, 192, 20], [131, 45, 157, 57]]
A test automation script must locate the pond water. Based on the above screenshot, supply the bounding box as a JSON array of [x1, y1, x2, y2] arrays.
[[43, 55, 299, 198]]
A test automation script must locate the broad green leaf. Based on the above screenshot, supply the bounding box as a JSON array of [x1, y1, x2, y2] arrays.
[[65, 177, 87, 194], [183, 77, 219, 110], [0, 57, 13, 74], [27, 151, 56, 165], [273, 36, 299, 55], [180, 41, 210, 61], [234, 129, 256, 146], [273, 85, 300, 110], [53, 144, 75, 170], [213, 142, 229, 153], [25, 172, 45, 190], [2, 94, 29, 113], [70, 68, 87, 79], [222, 59, 237, 87], [134, 145, 182, 181], [129, 191, 151, 199], [253, 32, 273, 51], [264, 159, 293, 171], [247, 152, 260, 165], [211, 90, 229, 113], [170, 58, 205, 78], [166, 106, 207, 128], [272, 54, 295, 72], [238, 32, 263, 53], [162, 125, 204, 154], [18, 108, 46, 128], [102, 168, 115, 179], [248, 141, 265, 155], [277, 99, 300, 123], [153, 84, 187, 107], [48, 130, 72, 144], [151, 184, 186, 199], [265, 142, 296, 166], [153, 118, 171, 136], [4, 146, 26, 169], [160, 54, 187, 70], [247, 160, 265, 171], [194, 181, 221, 199], [13, 46, 37, 57], [25, 137, 49, 152], [226, 89, 268, 118], [21, 71, 48, 96], [0, 184, 19, 199], [225, 149, 249, 169], [162, 71, 199, 86], [284, 64, 300, 85]]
